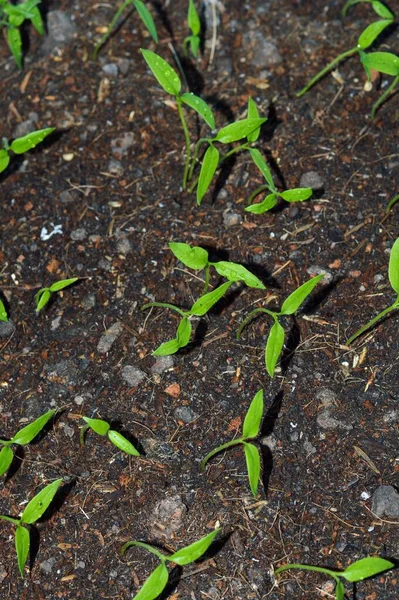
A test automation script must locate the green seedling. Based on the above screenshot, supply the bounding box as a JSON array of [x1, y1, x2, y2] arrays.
[[0, 297, 8, 322], [141, 49, 267, 199], [346, 236, 399, 344], [142, 241, 265, 356], [94, 0, 157, 59], [0, 479, 62, 577], [35, 277, 78, 312], [275, 556, 394, 600], [360, 50, 399, 117], [201, 389, 264, 497], [246, 148, 313, 214], [386, 193, 399, 213], [0, 409, 56, 476], [121, 528, 220, 600], [80, 417, 140, 456], [237, 274, 324, 377], [0, 0, 43, 68], [0, 127, 54, 174], [183, 0, 201, 57], [297, 0, 394, 97]]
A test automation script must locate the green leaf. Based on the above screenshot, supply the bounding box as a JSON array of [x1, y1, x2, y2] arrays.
[[265, 320, 285, 378], [134, 0, 158, 43], [361, 51, 399, 76], [21, 479, 62, 524], [341, 556, 394, 582], [153, 337, 181, 356], [48, 277, 78, 292], [0, 299, 8, 322], [11, 409, 56, 445], [249, 149, 276, 191], [10, 127, 55, 154], [7, 27, 23, 69], [187, 35, 200, 57], [357, 20, 392, 50], [336, 578, 345, 600], [243, 442, 261, 497], [247, 98, 262, 142], [0, 446, 14, 476], [35, 289, 51, 312], [388, 237, 399, 294], [242, 389, 264, 439], [279, 187, 313, 202], [386, 194, 399, 213], [30, 6, 44, 35], [0, 148, 10, 173], [108, 430, 140, 456], [132, 562, 169, 600], [188, 0, 201, 36], [212, 261, 265, 289], [168, 529, 220, 566], [197, 144, 220, 205], [200, 439, 243, 470], [371, 1, 394, 19], [245, 193, 278, 214], [15, 525, 30, 578], [169, 242, 209, 270], [141, 49, 181, 96], [189, 281, 233, 316], [280, 274, 324, 316], [214, 118, 267, 144], [180, 93, 215, 129], [176, 316, 192, 347], [82, 417, 110, 436]]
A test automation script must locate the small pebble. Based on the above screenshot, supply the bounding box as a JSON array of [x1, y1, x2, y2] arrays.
[[121, 365, 146, 387], [300, 171, 325, 191], [151, 355, 174, 374], [97, 321, 123, 353]]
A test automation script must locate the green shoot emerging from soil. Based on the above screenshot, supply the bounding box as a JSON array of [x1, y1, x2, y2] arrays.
[[346, 236, 399, 345], [386, 193, 399, 213], [360, 50, 399, 117], [0, 127, 55, 174], [183, 0, 201, 57], [201, 389, 264, 497], [141, 242, 265, 356], [0, 0, 44, 68], [94, 0, 158, 59], [121, 528, 220, 600], [80, 417, 140, 456], [0, 409, 56, 476], [0, 297, 8, 322], [275, 556, 394, 600], [237, 274, 324, 377], [297, 0, 394, 97], [35, 277, 78, 312], [0, 479, 62, 577]]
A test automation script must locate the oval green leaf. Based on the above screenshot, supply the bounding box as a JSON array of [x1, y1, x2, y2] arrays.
[[11, 409, 56, 445], [7, 27, 22, 69], [15, 525, 30, 578], [21, 479, 62, 524], [280, 274, 324, 316], [212, 261, 265, 289], [336, 578, 345, 600], [247, 98, 262, 142], [169, 242, 209, 270], [245, 193, 278, 214], [134, 0, 158, 43], [215, 118, 267, 144], [0, 446, 14, 477], [49, 277, 78, 292], [265, 320, 285, 378], [341, 556, 394, 582], [0, 149, 10, 174], [243, 442, 261, 497], [10, 127, 55, 154], [108, 430, 140, 456], [361, 51, 399, 77], [188, 0, 201, 36], [190, 280, 233, 316], [180, 93, 215, 129], [153, 336, 180, 356], [249, 149, 276, 190], [82, 417, 110, 436], [0, 299, 8, 322], [357, 20, 392, 50], [371, 1, 394, 19], [280, 187, 313, 202], [168, 528, 220, 566], [30, 6, 45, 35], [141, 49, 181, 96], [388, 237, 399, 294], [133, 562, 169, 600], [242, 389, 264, 439], [197, 144, 220, 205], [176, 316, 192, 347], [35, 289, 51, 312]]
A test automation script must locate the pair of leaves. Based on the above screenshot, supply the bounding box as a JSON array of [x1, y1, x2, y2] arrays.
[[201, 390, 264, 497], [0, 409, 56, 476], [2, 0, 43, 67], [122, 529, 220, 600], [35, 277, 78, 312], [0, 127, 55, 174], [81, 417, 140, 456], [183, 0, 201, 57]]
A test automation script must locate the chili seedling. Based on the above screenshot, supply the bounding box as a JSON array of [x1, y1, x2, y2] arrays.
[[346, 236, 399, 345], [0, 479, 62, 577], [35, 277, 78, 312], [121, 528, 220, 600], [80, 417, 140, 456], [0, 297, 8, 322], [183, 0, 201, 57], [360, 50, 399, 118], [237, 274, 324, 377], [0, 0, 43, 68], [201, 389, 264, 497], [275, 556, 394, 600], [0, 127, 54, 174]]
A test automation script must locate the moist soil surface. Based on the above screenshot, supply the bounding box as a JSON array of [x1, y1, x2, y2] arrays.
[[0, 1, 398, 599]]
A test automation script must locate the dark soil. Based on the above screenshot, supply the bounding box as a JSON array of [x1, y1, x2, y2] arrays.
[[1, 1, 398, 599]]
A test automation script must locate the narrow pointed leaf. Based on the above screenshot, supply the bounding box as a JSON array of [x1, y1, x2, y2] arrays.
[[0, 149, 10, 173], [141, 49, 181, 96], [249, 149, 276, 190], [280, 187, 313, 202], [242, 390, 264, 439], [336, 579, 345, 600], [243, 442, 261, 497], [153, 336, 181, 356], [133, 562, 169, 600], [358, 20, 392, 50], [215, 118, 266, 144], [35, 289, 51, 312], [341, 556, 394, 582], [82, 417, 110, 436], [7, 27, 22, 68], [108, 430, 140, 456], [212, 261, 265, 289], [247, 98, 262, 142], [188, 0, 201, 35], [49, 278, 78, 292], [265, 320, 285, 378], [168, 529, 220, 566], [134, 0, 158, 43], [169, 242, 209, 270], [15, 525, 30, 578], [246, 193, 278, 214], [10, 128, 55, 153], [190, 281, 233, 316], [197, 144, 219, 205], [180, 93, 215, 129], [0, 299, 8, 322], [30, 6, 44, 35], [0, 446, 14, 476], [176, 316, 192, 347], [280, 274, 324, 316], [21, 479, 62, 524], [361, 51, 399, 76], [11, 409, 56, 445], [371, 1, 394, 19], [388, 237, 399, 294]]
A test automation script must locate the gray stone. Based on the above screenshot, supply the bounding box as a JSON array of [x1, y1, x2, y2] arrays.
[[58, 190, 78, 204], [141, 437, 180, 462], [97, 321, 123, 353], [111, 132, 134, 160], [306, 265, 333, 283], [42, 359, 79, 386], [372, 485, 399, 518], [116, 236, 132, 256], [40, 557, 57, 574], [243, 32, 282, 67], [317, 409, 353, 431], [260, 433, 277, 451], [316, 388, 338, 407], [108, 158, 124, 176], [40, 11, 77, 54], [223, 211, 242, 227], [82, 294, 96, 310], [300, 171, 325, 191], [121, 365, 145, 387], [150, 495, 187, 540], [12, 113, 39, 139], [0, 320, 15, 338], [151, 355, 174, 374], [383, 410, 398, 424], [174, 406, 198, 423], [70, 228, 87, 241], [102, 63, 119, 77]]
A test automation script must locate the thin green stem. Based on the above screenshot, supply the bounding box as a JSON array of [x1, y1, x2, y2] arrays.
[[371, 75, 399, 119], [200, 439, 242, 471], [187, 137, 211, 183], [236, 308, 276, 339], [0, 515, 20, 525], [93, 0, 131, 59], [247, 184, 273, 205], [176, 98, 192, 189], [121, 540, 167, 561], [275, 563, 341, 584], [221, 142, 250, 161], [141, 302, 188, 318], [202, 265, 210, 295], [297, 46, 359, 97], [346, 300, 398, 345]]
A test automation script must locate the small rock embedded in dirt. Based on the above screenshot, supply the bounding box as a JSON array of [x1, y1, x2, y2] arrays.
[[40, 11, 77, 54], [97, 321, 123, 353], [317, 409, 353, 431], [0, 320, 15, 338], [111, 132, 134, 160], [82, 294, 96, 310], [102, 63, 119, 77], [116, 235, 132, 256], [71, 228, 87, 241], [260, 433, 277, 451], [121, 365, 145, 387], [58, 189, 78, 204], [108, 158, 124, 176], [42, 359, 79, 386], [306, 265, 333, 284], [300, 171, 325, 191], [383, 410, 398, 424], [372, 485, 399, 518], [40, 557, 57, 574], [12, 113, 39, 139], [174, 406, 198, 423], [223, 211, 242, 227], [243, 32, 282, 67], [150, 495, 187, 540], [151, 355, 174, 374], [141, 438, 180, 462], [316, 388, 338, 407]]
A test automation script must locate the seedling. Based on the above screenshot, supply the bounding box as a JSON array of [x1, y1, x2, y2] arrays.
[[0, 297, 8, 322], [183, 0, 201, 58], [201, 389, 264, 497], [94, 0, 157, 59], [0, 0, 44, 68], [0, 409, 56, 476], [35, 277, 78, 312], [142, 241, 265, 356], [297, 0, 394, 97], [346, 236, 399, 344], [275, 556, 394, 600], [237, 274, 324, 377], [0, 127, 54, 174], [360, 50, 399, 117], [80, 417, 140, 456], [386, 193, 399, 213], [121, 528, 220, 600], [246, 148, 313, 214], [0, 479, 62, 577]]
